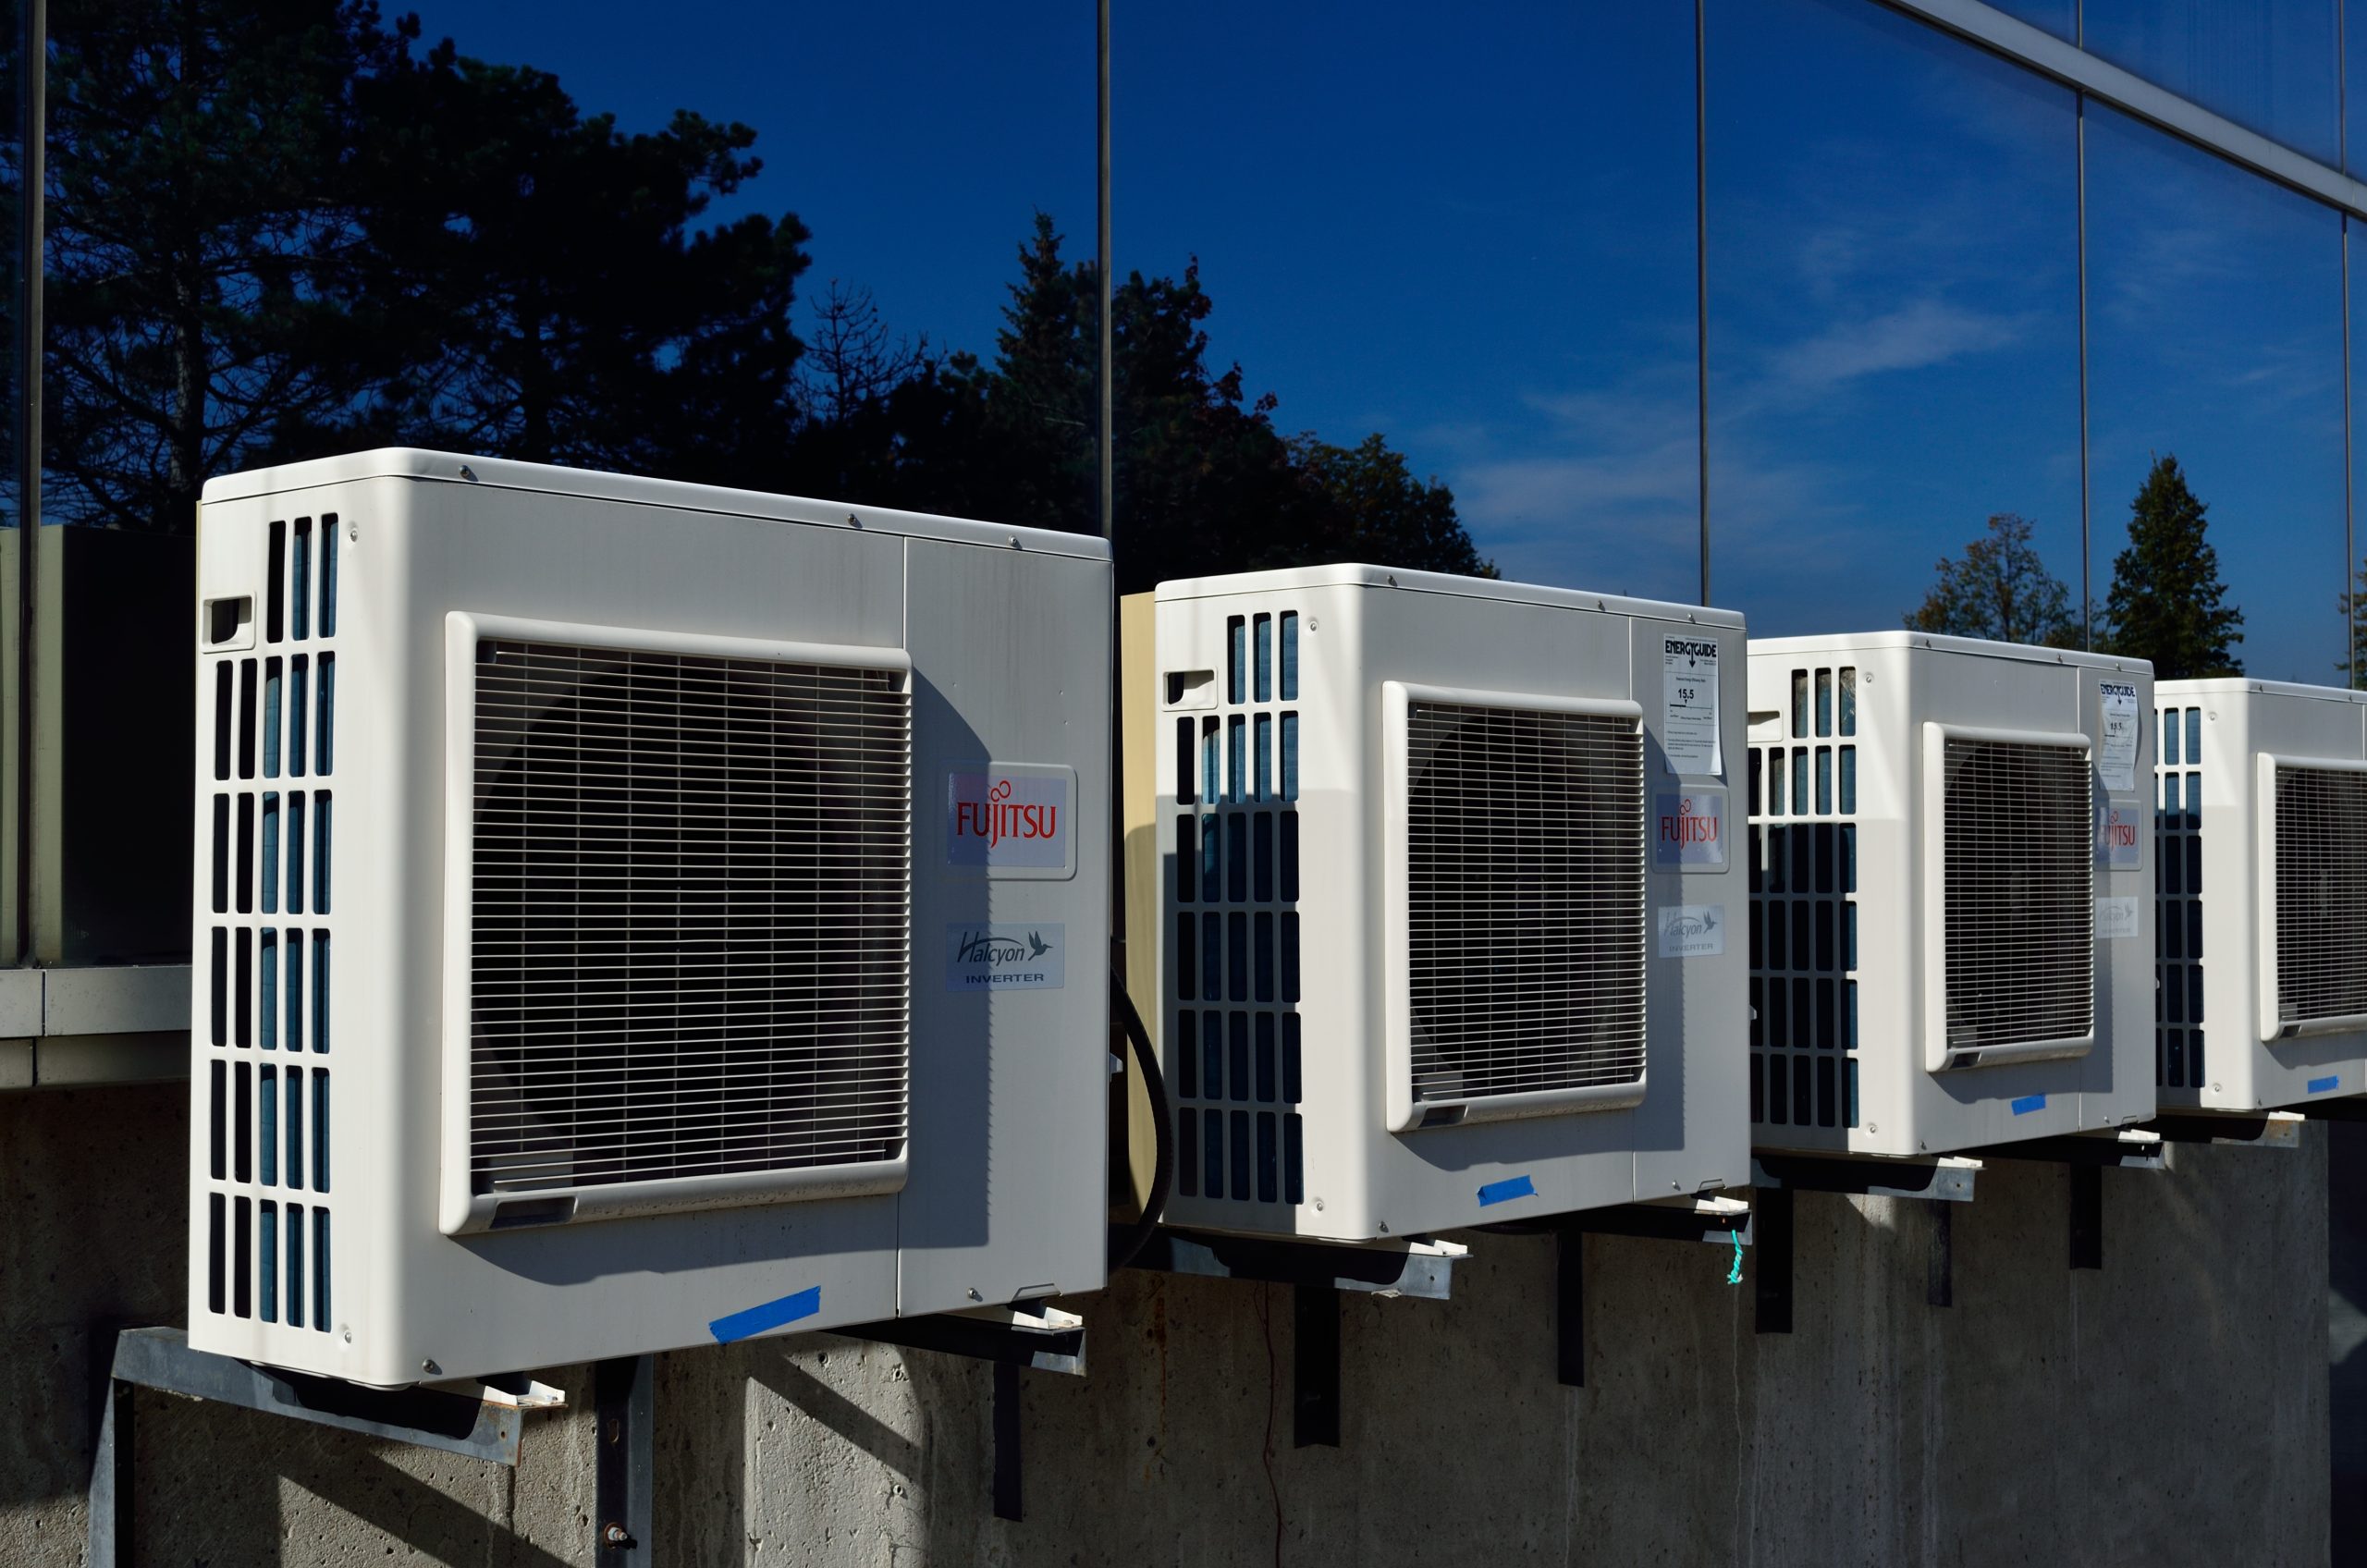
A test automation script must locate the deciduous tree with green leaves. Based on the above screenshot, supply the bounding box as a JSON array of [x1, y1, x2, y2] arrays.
[[2100, 454, 2243, 679], [1902, 512, 2078, 647]]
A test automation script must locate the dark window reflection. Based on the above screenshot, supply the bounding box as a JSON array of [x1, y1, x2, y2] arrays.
[[2084, 105, 2345, 680], [1708, 0, 2079, 637], [1, 6, 18, 533], [2083, 0, 2340, 166], [1123, 4, 1699, 600]]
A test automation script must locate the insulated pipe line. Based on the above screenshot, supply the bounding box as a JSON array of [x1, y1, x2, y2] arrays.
[[1107, 963, 1174, 1271]]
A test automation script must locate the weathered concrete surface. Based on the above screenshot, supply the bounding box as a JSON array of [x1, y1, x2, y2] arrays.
[[0, 1084, 2328, 1566]]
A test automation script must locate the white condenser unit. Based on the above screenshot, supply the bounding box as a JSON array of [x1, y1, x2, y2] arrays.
[[1747, 634, 2154, 1157], [1147, 566, 1749, 1242], [189, 450, 1110, 1386], [2154, 678, 2367, 1110]]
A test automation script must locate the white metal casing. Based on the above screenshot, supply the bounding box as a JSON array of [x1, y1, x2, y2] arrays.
[[189, 449, 1111, 1385], [1149, 566, 1750, 1242], [2154, 677, 2367, 1110], [1747, 633, 2155, 1157]]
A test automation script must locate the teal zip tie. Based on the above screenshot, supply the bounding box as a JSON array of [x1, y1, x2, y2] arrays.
[[1726, 1229, 1745, 1286]]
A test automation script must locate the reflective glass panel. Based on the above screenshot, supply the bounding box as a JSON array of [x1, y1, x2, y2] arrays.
[[1122, 5, 1699, 599], [2083, 0, 2339, 167], [1708, 0, 2080, 637], [1988, 0, 2077, 43], [2085, 107, 2346, 680]]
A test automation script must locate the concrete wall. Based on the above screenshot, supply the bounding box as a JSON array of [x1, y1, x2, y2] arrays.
[[0, 1084, 2329, 1566]]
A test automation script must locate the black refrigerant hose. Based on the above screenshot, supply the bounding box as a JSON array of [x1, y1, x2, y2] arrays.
[[1107, 962, 1174, 1271]]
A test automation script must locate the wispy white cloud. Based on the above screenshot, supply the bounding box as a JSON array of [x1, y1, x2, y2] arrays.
[[1771, 299, 2031, 388]]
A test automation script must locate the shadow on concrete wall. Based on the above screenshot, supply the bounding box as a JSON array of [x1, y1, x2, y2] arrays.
[[0, 1084, 2337, 1566]]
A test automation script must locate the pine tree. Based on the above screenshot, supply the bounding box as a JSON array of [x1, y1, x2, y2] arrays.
[[2099, 455, 2243, 679], [1902, 513, 2077, 646], [2339, 562, 2367, 688]]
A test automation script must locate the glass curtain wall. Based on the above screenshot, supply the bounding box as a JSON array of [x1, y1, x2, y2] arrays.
[[1121, 3, 1699, 601], [1707, 0, 2082, 638], [2083, 104, 2347, 680]]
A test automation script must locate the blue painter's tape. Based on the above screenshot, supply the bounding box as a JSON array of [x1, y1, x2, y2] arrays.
[[708, 1285, 821, 1344], [2009, 1093, 2046, 1116], [1477, 1174, 1537, 1207], [2311, 1075, 2342, 1095]]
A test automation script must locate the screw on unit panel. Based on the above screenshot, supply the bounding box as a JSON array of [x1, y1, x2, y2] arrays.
[[1377, 1221, 1389, 1234], [422, 1359, 441, 1376], [347, 521, 358, 541], [1307, 619, 1318, 631], [458, 464, 478, 482], [847, 513, 862, 528], [967, 1287, 982, 1301], [341, 1328, 353, 1342], [1313, 1197, 1324, 1211], [1007, 535, 1022, 549]]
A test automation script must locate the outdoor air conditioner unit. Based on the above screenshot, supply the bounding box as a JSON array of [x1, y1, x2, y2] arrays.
[[188, 449, 1110, 1386], [1746, 633, 2154, 1158], [1134, 566, 1749, 1243], [2154, 678, 2367, 1110]]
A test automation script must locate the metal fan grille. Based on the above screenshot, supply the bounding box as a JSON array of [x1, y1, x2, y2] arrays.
[[467, 638, 912, 1196], [1941, 739, 2093, 1051], [1404, 703, 1645, 1103], [2274, 765, 2367, 1025]]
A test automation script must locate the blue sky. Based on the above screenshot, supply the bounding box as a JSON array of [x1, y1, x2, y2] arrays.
[[409, 0, 2358, 680]]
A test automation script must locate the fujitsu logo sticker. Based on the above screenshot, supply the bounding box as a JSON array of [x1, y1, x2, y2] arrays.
[[947, 766, 1074, 872], [1661, 796, 1721, 849], [953, 778, 1061, 849], [1651, 789, 1728, 870]]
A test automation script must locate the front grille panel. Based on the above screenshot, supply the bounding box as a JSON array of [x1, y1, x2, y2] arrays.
[[467, 639, 912, 1198], [2274, 765, 2367, 1027], [1404, 703, 1646, 1103], [1941, 739, 2093, 1051]]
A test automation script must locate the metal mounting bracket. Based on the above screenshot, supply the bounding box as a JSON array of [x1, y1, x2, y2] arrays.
[[1125, 1229, 1466, 1452], [830, 1302, 1088, 1522], [2148, 1109, 2305, 1146], [1750, 1155, 1981, 1332], [85, 1327, 567, 1568], [594, 1355, 654, 1567], [1967, 1128, 2170, 1273], [1542, 1197, 1751, 1386]]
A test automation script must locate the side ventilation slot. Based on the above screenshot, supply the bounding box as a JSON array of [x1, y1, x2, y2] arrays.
[[2156, 704, 2205, 1086], [1170, 606, 1304, 1206], [199, 513, 338, 1335], [1748, 665, 1859, 1132]]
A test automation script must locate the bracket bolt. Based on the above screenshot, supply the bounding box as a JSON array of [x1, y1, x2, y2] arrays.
[[603, 1524, 631, 1547]]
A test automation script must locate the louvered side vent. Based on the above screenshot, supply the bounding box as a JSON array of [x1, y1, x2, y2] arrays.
[[1940, 739, 2093, 1051], [2273, 764, 2367, 1028], [1169, 609, 1306, 1207], [1748, 665, 1861, 1132], [467, 640, 912, 1205], [1403, 702, 1645, 1106], [2156, 704, 2206, 1086], [201, 515, 340, 1334]]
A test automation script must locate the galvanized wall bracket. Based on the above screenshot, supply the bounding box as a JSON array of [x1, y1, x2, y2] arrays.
[[1750, 1156, 1981, 1333], [1125, 1229, 1466, 1299], [1537, 1197, 1751, 1387], [829, 1303, 1089, 1524], [1124, 1230, 1466, 1453], [1969, 1130, 2171, 1273], [85, 1327, 567, 1568], [2149, 1110, 2306, 1146]]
